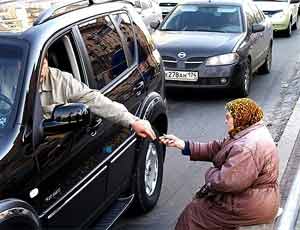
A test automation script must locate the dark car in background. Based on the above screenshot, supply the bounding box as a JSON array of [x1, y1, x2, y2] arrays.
[[0, 0, 167, 229], [152, 0, 273, 96]]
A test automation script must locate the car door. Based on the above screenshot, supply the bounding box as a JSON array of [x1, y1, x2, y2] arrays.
[[256, 6, 271, 60], [75, 13, 144, 200], [32, 32, 109, 228], [252, 5, 268, 66], [244, 2, 261, 70]]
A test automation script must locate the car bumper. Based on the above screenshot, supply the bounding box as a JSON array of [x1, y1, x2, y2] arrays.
[[268, 15, 290, 31], [164, 62, 244, 89]]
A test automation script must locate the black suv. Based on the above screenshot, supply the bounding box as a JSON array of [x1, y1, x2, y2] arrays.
[[0, 0, 167, 229]]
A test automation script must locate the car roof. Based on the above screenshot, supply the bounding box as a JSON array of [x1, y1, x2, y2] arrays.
[[0, 0, 133, 34], [0, 0, 134, 47]]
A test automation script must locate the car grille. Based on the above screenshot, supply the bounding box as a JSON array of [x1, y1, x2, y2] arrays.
[[167, 78, 229, 86], [162, 56, 177, 68], [199, 78, 224, 85], [162, 56, 206, 69], [159, 3, 177, 7], [185, 57, 206, 69]]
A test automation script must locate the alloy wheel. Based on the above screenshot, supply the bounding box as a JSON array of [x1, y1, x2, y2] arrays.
[[244, 64, 250, 93], [144, 143, 159, 197]]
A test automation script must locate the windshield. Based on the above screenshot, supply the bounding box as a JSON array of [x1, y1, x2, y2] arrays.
[[160, 4, 244, 33], [0, 41, 26, 130]]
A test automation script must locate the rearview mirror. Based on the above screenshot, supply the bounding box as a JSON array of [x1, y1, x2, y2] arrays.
[[252, 24, 265, 33], [43, 103, 90, 136], [150, 21, 160, 30]]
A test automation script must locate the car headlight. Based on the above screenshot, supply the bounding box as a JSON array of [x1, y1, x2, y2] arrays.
[[205, 53, 239, 66]]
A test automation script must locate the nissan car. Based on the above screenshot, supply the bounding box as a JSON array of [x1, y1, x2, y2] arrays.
[[152, 0, 273, 96]]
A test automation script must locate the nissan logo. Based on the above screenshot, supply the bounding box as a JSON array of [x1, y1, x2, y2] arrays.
[[177, 52, 186, 59]]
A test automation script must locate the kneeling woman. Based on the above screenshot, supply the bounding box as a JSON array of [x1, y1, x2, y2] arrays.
[[160, 98, 280, 230]]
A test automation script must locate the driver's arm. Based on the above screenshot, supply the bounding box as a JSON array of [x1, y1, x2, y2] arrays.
[[60, 70, 139, 128]]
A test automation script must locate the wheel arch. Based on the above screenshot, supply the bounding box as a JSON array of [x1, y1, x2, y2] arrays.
[[137, 92, 168, 160], [137, 92, 168, 131], [0, 199, 41, 230]]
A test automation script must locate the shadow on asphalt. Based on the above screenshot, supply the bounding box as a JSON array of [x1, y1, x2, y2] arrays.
[[166, 88, 238, 102]]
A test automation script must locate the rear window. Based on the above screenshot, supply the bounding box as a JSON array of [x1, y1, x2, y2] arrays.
[[0, 40, 27, 129], [161, 4, 244, 33]]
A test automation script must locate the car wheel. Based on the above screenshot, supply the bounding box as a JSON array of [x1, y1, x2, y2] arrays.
[[293, 15, 299, 30], [130, 131, 164, 214], [258, 45, 272, 74], [285, 20, 292, 36], [238, 59, 251, 97]]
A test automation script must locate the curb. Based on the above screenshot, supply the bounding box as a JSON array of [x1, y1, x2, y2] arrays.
[[276, 96, 300, 229], [277, 96, 300, 182]]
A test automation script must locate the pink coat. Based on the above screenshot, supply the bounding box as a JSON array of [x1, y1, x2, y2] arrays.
[[175, 121, 280, 230]]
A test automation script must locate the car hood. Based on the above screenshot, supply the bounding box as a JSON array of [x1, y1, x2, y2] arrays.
[[153, 30, 244, 57], [254, 1, 288, 11]]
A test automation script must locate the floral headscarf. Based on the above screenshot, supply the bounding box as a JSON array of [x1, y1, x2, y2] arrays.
[[225, 98, 264, 138]]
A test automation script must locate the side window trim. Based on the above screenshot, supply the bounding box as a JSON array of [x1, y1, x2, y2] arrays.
[[72, 26, 94, 87], [62, 35, 81, 82], [109, 11, 138, 66], [109, 13, 133, 67]]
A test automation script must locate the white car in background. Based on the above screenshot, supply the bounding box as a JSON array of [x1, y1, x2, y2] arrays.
[[254, 0, 300, 36], [133, 0, 163, 32], [158, 0, 180, 17]]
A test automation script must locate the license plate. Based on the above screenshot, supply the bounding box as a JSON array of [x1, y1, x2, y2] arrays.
[[165, 71, 198, 82]]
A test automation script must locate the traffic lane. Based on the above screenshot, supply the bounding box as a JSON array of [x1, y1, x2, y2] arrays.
[[113, 29, 300, 230]]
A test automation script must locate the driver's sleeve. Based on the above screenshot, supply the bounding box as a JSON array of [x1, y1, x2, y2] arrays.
[[62, 71, 139, 128]]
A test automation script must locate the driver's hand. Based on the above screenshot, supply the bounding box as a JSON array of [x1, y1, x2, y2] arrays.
[[131, 120, 156, 140]]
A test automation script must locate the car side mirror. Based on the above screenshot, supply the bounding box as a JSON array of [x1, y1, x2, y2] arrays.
[[150, 21, 160, 30], [43, 103, 90, 136], [252, 24, 265, 33], [291, 0, 300, 4]]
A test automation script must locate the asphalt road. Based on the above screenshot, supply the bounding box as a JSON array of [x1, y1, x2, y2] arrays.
[[112, 28, 300, 230]]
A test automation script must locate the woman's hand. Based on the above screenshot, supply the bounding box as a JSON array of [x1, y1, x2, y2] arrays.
[[159, 134, 185, 150]]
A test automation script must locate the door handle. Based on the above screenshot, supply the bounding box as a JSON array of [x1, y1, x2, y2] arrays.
[[133, 81, 145, 96]]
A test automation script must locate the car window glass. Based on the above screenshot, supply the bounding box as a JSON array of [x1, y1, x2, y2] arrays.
[[0, 42, 26, 129], [257, 7, 265, 21], [111, 13, 136, 65], [248, 2, 263, 23], [161, 5, 244, 33], [79, 16, 129, 90], [244, 3, 255, 30]]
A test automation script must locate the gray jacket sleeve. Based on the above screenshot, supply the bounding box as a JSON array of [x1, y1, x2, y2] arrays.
[[62, 72, 139, 128]]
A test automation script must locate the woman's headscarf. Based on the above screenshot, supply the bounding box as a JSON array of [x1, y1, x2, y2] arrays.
[[225, 98, 264, 137]]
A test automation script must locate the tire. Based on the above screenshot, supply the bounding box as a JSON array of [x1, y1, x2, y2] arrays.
[[292, 15, 299, 30], [258, 45, 272, 74], [237, 59, 252, 97], [130, 130, 164, 214], [285, 20, 292, 37]]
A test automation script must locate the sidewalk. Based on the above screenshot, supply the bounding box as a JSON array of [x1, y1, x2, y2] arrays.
[[275, 97, 300, 230]]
